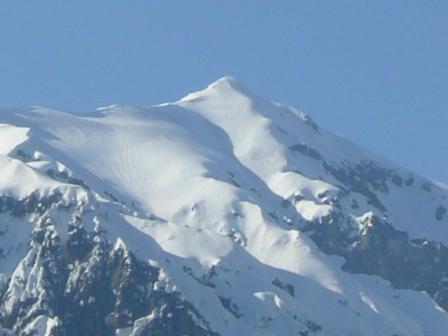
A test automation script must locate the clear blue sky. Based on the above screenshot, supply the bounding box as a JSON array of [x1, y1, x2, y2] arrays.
[[1, 1, 447, 182]]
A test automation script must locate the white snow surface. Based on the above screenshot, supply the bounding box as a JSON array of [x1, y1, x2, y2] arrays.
[[0, 77, 447, 335]]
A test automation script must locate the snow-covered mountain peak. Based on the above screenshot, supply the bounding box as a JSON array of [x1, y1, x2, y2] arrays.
[[205, 75, 247, 94], [207, 75, 239, 88], [1, 80, 448, 335], [179, 75, 256, 104]]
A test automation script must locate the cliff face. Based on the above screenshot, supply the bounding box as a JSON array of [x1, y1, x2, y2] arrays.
[[0, 193, 216, 336]]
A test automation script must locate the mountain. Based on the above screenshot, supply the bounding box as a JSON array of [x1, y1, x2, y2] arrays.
[[0, 76, 447, 335]]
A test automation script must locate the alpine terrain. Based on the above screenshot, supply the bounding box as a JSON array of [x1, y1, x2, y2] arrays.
[[0, 77, 447, 336]]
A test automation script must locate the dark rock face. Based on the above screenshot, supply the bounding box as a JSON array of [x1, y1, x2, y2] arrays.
[[272, 278, 295, 298], [45, 169, 89, 189], [289, 142, 412, 213], [322, 161, 390, 212], [0, 220, 218, 336], [0, 193, 65, 218], [0, 193, 67, 261], [217, 297, 243, 319], [288, 144, 448, 310], [436, 205, 447, 221], [0, 181, 218, 335], [303, 211, 448, 310], [289, 144, 322, 161]]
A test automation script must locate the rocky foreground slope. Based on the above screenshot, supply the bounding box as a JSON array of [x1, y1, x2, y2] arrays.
[[0, 77, 447, 335]]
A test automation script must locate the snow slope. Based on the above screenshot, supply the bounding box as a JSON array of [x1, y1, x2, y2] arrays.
[[0, 77, 447, 335]]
